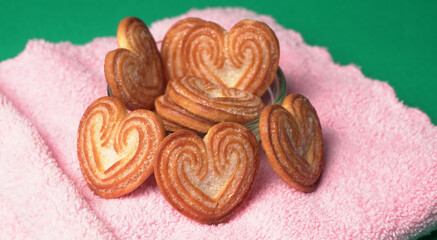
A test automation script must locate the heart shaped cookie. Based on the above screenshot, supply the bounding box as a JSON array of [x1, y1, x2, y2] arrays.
[[167, 76, 264, 123], [155, 94, 217, 133], [161, 19, 280, 96], [259, 94, 324, 192], [154, 122, 259, 224], [77, 96, 165, 198], [105, 17, 166, 110]]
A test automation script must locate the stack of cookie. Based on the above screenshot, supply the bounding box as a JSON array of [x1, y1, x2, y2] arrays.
[[77, 17, 324, 224]]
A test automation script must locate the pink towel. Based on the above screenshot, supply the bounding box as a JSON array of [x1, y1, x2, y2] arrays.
[[0, 7, 436, 239]]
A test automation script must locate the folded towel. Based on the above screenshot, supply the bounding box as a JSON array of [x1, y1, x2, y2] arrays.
[[0, 7, 436, 239]]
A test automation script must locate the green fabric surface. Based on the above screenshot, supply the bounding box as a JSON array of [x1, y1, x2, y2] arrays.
[[1, 0, 436, 239]]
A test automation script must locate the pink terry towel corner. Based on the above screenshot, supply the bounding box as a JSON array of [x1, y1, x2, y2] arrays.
[[0, 7, 436, 239]]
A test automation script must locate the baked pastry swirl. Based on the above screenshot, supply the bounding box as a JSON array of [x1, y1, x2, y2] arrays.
[[167, 76, 264, 123], [259, 94, 323, 192], [105, 17, 166, 110], [154, 122, 259, 224], [161, 18, 279, 96], [160, 17, 205, 81], [77, 96, 165, 198]]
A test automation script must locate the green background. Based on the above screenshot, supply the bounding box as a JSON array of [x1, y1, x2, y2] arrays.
[[1, 0, 436, 239]]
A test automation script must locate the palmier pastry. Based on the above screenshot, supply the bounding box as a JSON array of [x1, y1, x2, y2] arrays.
[[160, 17, 205, 81], [259, 94, 323, 192], [161, 18, 279, 96], [154, 122, 259, 224], [155, 94, 216, 133], [167, 76, 264, 123], [105, 17, 166, 110], [77, 96, 166, 198]]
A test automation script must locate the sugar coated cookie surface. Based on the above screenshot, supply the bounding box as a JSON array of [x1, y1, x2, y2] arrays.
[[154, 122, 259, 224], [105, 17, 166, 110], [161, 18, 279, 96], [167, 76, 264, 123], [161, 17, 205, 81], [259, 94, 323, 192], [155, 94, 216, 133], [77, 96, 165, 198]]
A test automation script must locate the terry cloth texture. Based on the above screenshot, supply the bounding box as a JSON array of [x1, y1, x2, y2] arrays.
[[0, 7, 436, 240]]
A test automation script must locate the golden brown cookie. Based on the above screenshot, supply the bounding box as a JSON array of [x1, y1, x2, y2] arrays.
[[160, 17, 205, 81], [154, 122, 259, 224], [161, 18, 279, 96], [155, 94, 216, 133], [77, 96, 166, 198], [105, 17, 166, 110], [167, 76, 264, 123], [259, 94, 323, 192]]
